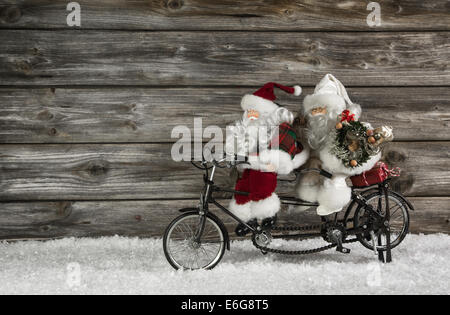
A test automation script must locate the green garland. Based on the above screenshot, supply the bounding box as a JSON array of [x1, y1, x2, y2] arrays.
[[330, 121, 373, 168]]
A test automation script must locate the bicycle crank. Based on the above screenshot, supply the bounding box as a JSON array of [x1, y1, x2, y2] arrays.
[[254, 230, 272, 247]]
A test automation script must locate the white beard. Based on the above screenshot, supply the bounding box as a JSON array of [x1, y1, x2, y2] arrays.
[[226, 108, 294, 157], [305, 110, 340, 151]]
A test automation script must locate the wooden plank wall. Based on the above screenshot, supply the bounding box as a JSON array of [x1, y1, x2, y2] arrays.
[[0, 0, 449, 239]]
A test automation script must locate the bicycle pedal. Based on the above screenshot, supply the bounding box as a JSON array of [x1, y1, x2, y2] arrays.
[[336, 247, 351, 254]]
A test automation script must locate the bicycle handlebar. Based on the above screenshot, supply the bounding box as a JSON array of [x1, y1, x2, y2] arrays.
[[190, 154, 249, 170]]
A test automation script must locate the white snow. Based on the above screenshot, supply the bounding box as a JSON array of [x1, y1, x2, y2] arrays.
[[0, 234, 448, 295]]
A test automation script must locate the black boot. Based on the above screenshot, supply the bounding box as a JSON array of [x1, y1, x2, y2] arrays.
[[235, 219, 257, 237], [261, 215, 277, 230]]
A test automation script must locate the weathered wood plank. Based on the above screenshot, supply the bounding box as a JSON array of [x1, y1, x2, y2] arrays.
[[0, 142, 447, 201], [0, 31, 449, 86], [1, 0, 449, 31], [0, 87, 448, 143], [0, 197, 447, 240]]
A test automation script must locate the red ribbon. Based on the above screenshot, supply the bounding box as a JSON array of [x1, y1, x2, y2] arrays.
[[340, 110, 355, 122], [387, 167, 402, 177], [378, 162, 402, 177]]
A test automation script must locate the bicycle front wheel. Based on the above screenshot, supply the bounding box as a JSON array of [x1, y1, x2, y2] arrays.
[[163, 212, 226, 270]]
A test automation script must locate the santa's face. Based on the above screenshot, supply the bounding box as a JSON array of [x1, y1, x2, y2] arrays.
[[247, 109, 260, 121], [306, 106, 339, 150], [242, 109, 265, 126], [311, 107, 327, 116], [238, 109, 272, 153]]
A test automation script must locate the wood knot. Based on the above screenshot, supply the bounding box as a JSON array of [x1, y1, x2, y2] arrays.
[[48, 128, 58, 136], [384, 150, 406, 163], [37, 110, 54, 121], [32, 47, 43, 56], [125, 120, 138, 131], [166, 0, 184, 10], [86, 160, 110, 177], [308, 43, 318, 52], [284, 9, 293, 17], [1, 6, 22, 24], [135, 215, 142, 222], [56, 201, 73, 217], [309, 57, 321, 66], [14, 60, 32, 75], [120, 104, 137, 113]]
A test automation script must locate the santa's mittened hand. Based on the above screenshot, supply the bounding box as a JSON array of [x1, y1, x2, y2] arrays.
[[265, 164, 276, 173]]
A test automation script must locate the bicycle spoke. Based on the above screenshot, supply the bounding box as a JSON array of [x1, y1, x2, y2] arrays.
[[203, 245, 219, 256], [183, 222, 195, 237], [202, 224, 215, 238], [200, 246, 211, 262], [389, 205, 403, 218]]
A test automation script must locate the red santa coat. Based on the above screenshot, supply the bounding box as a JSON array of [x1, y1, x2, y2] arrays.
[[234, 123, 307, 206]]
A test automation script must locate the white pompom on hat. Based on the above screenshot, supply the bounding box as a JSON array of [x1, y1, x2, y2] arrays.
[[303, 74, 361, 119], [241, 82, 302, 116]]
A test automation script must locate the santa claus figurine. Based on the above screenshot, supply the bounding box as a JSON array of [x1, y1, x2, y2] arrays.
[[296, 74, 382, 216], [226, 83, 309, 236]]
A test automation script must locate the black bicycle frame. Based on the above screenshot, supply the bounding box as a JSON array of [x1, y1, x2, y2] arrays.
[[195, 162, 397, 258]]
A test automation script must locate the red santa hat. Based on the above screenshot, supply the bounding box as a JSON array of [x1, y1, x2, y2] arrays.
[[241, 82, 302, 116]]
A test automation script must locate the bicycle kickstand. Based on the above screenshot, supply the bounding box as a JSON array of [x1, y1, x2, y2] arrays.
[[377, 234, 385, 263]]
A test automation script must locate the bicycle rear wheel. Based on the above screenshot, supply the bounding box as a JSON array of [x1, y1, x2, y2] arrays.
[[163, 212, 226, 270], [354, 191, 410, 251]]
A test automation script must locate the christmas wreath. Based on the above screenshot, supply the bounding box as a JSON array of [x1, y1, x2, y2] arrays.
[[330, 111, 380, 168]]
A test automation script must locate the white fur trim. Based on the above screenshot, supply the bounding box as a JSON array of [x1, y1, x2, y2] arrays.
[[292, 146, 310, 169], [319, 148, 382, 176], [258, 149, 294, 175], [229, 198, 253, 222], [258, 146, 309, 175], [303, 93, 346, 116], [241, 155, 264, 172], [294, 85, 302, 96], [317, 205, 343, 216], [316, 175, 351, 216], [250, 193, 280, 220], [241, 94, 278, 116], [296, 182, 321, 203]]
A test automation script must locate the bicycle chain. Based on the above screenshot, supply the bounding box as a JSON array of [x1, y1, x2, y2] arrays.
[[272, 223, 323, 232], [252, 223, 359, 256]]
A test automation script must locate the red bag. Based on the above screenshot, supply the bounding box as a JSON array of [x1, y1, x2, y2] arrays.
[[350, 162, 401, 188]]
